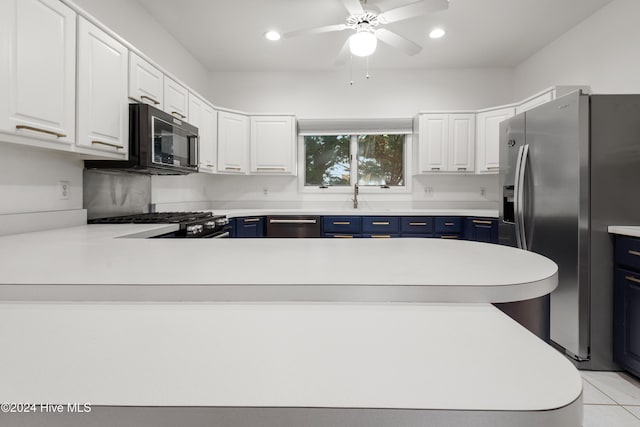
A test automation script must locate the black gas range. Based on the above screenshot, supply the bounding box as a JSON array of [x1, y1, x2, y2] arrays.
[[88, 212, 230, 238]]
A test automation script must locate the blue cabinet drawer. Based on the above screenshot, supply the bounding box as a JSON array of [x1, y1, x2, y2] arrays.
[[434, 233, 462, 239], [324, 233, 361, 238], [400, 217, 434, 234], [362, 217, 399, 234], [465, 217, 498, 243], [362, 234, 400, 238], [616, 237, 640, 271], [234, 217, 265, 238], [323, 216, 362, 234], [400, 234, 433, 238], [435, 217, 463, 234]]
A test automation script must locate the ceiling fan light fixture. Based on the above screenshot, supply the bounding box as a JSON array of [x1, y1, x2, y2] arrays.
[[429, 28, 446, 39], [349, 27, 377, 57], [264, 31, 281, 41]]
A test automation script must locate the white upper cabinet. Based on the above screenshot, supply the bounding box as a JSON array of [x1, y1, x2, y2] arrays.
[[476, 107, 515, 173], [217, 111, 249, 174], [448, 114, 475, 172], [188, 93, 217, 173], [164, 77, 189, 121], [417, 114, 448, 172], [417, 113, 475, 173], [250, 115, 296, 175], [76, 17, 128, 159], [129, 52, 164, 110], [0, 0, 76, 147], [516, 90, 553, 115]]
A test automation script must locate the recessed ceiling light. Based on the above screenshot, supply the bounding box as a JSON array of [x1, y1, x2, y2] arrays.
[[265, 31, 281, 41], [429, 28, 446, 39]]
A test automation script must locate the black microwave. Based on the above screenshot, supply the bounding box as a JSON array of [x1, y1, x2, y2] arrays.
[[85, 104, 198, 175]]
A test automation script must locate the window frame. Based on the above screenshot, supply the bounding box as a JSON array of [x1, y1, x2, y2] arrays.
[[298, 132, 412, 194]]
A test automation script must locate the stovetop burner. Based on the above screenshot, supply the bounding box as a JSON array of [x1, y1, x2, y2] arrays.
[[89, 211, 215, 224]]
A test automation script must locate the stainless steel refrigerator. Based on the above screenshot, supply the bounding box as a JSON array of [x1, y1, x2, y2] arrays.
[[499, 92, 640, 370]]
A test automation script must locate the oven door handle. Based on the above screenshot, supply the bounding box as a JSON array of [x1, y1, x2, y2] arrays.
[[211, 231, 229, 239]]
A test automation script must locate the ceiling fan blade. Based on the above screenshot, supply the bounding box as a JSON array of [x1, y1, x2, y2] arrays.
[[282, 24, 347, 39], [334, 38, 351, 66], [380, 0, 449, 24], [376, 28, 422, 56], [341, 0, 364, 16]]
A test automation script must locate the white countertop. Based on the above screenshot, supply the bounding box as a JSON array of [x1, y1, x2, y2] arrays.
[[608, 225, 640, 238], [0, 302, 582, 416], [0, 224, 556, 303], [216, 208, 499, 218]]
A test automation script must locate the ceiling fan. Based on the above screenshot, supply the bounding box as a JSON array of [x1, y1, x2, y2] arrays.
[[283, 0, 450, 62]]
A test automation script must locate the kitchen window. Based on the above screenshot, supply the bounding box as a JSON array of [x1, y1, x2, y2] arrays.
[[301, 133, 409, 191]]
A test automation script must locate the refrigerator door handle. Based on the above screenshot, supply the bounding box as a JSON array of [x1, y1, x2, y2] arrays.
[[513, 145, 525, 249], [518, 144, 530, 251]]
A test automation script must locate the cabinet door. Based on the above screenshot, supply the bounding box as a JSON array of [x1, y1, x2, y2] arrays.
[[418, 114, 448, 172], [0, 0, 76, 146], [516, 90, 554, 114], [217, 111, 248, 174], [129, 52, 164, 109], [76, 18, 128, 159], [188, 94, 217, 173], [448, 114, 475, 172], [250, 115, 296, 174], [476, 107, 515, 173], [614, 268, 640, 377], [163, 77, 189, 121]]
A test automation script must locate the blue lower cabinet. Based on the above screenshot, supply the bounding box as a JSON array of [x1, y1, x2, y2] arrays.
[[323, 216, 362, 234], [434, 233, 462, 239], [400, 217, 434, 234], [233, 217, 265, 238], [614, 267, 640, 377], [362, 217, 400, 234], [362, 234, 400, 238], [324, 233, 361, 238], [465, 217, 498, 243], [434, 216, 463, 234]]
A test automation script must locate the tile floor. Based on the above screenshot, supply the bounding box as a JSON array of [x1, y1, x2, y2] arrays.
[[581, 370, 640, 426]]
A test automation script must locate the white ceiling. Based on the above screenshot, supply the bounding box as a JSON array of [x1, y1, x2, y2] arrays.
[[137, 0, 613, 72]]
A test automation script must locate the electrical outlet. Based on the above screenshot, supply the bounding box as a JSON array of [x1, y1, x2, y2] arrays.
[[424, 187, 433, 197], [480, 187, 486, 197], [58, 181, 70, 200]]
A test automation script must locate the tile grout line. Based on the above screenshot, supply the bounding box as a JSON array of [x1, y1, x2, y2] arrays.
[[621, 405, 640, 422], [581, 373, 622, 405]]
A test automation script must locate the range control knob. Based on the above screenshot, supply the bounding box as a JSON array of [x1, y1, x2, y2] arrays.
[[186, 224, 203, 236]]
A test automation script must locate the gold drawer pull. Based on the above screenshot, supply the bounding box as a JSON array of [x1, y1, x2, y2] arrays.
[[372, 235, 391, 238], [487, 166, 500, 170], [257, 167, 286, 171], [225, 167, 241, 171], [243, 218, 261, 223], [140, 95, 160, 105], [16, 125, 66, 138], [472, 220, 493, 225], [372, 222, 390, 225], [440, 235, 459, 239], [333, 221, 351, 225], [333, 235, 353, 238], [626, 276, 640, 284], [92, 140, 124, 149], [171, 111, 187, 119], [629, 250, 640, 257], [409, 222, 427, 226], [444, 222, 455, 226]]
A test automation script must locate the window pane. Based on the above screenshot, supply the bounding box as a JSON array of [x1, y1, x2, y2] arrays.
[[305, 135, 351, 186], [357, 135, 404, 186]]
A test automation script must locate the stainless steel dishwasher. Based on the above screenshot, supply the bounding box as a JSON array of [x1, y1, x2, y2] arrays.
[[265, 216, 321, 238]]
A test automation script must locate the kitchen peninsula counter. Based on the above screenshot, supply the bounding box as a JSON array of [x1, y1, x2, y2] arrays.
[[0, 223, 553, 302]]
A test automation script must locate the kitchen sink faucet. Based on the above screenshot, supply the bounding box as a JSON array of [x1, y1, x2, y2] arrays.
[[352, 184, 359, 209]]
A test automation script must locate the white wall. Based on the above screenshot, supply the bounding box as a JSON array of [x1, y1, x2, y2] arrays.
[[71, 0, 209, 95], [208, 68, 514, 117], [513, 0, 640, 98], [0, 144, 83, 215]]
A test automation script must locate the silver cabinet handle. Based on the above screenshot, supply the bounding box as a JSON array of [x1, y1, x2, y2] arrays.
[[626, 275, 640, 285], [409, 222, 427, 226], [92, 140, 124, 150], [243, 218, 261, 223], [211, 232, 230, 239], [629, 250, 640, 257], [171, 111, 187, 119], [16, 125, 66, 138], [431, 167, 441, 171], [458, 167, 467, 171], [444, 222, 455, 226], [140, 95, 160, 105], [333, 221, 351, 225], [372, 221, 390, 226], [269, 219, 317, 224], [487, 166, 500, 170]]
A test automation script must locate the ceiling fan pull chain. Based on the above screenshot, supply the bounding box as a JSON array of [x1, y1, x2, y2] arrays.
[[366, 56, 370, 80], [349, 54, 354, 86]]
